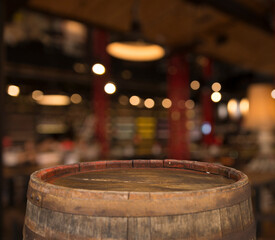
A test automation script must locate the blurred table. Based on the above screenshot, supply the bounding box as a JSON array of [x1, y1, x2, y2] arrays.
[[3, 164, 41, 179], [3, 164, 53, 206], [245, 171, 275, 237]]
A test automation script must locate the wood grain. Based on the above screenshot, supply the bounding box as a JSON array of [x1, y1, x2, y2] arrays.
[[50, 168, 235, 192], [23, 159, 256, 239]]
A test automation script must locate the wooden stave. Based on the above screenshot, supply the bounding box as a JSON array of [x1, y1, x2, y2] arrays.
[[24, 159, 256, 239], [24, 199, 256, 240]]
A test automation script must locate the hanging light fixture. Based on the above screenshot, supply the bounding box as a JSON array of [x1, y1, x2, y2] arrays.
[[106, 0, 165, 62], [36, 94, 70, 106]]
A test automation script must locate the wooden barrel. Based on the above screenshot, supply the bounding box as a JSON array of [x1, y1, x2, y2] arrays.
[[23, 159, 256, 240]]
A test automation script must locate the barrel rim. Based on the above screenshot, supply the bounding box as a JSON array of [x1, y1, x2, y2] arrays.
[[26, 159, 251, 217], [29, 159, 249, 197], [30, 159, 248, 192]]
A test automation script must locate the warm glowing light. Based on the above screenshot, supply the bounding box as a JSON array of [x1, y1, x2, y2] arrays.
[[201, 122, 212, 135], [32, 90, 43, 100], [217, 104, 228, 119], [92, 63, 105, 75], [197, 56, 209, 67], [71, 94, 82, 104], [63, 20, 86, 36], [7, 85, 20, 97], [162, 98, 172, 108], [36, 123, 68, 134], [227, 99, 240, 119], [37, 95, 70, 106], [211, 82, 221, 92], [245, 84, 275, 129], [104, 82, 116, 94], [211, 92, 222, 102], [106, 41, 165, 62], [185, 99, 195, 109], [73, 63, 86, 73], [190, 80, 200, 90], [271, 89, 275, 99], [144, 98, 155, 109], [240, 98, 249, 116], [129, 96, 140, 106], [119, 95, 128, 105]]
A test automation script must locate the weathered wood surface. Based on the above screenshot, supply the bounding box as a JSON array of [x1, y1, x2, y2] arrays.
[[50, 168, 235, 192], [23, 159, 256, 239]]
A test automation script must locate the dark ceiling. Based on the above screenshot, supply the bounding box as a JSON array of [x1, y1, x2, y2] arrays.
[[19, 0, 274, 75]]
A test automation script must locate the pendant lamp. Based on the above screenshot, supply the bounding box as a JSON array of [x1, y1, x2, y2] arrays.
[[106, 1, 165, 62]]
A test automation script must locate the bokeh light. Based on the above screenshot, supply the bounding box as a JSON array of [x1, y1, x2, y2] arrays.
[[211, 82, 221, 92], [104, 82, 116, 94], [92, 63, 105, 75], [71, 94, 82, 104], [240, 98, 249, 116], [119, 95, 129, 105], [129, 96, 140, 106], [211, 92, 222, 102], [32, 90, 43, 100], [197, 56, 209, 67], [37, 95, 70, 106], [144, 98, 155, 109], [227, 99, 240, 119], [217, 104, 228, 119], [190, 80, 200, 90], [73, 63, 86, 73], [7, 85, 20, 97], [185, 99, 195, 109], [201, 122, 212, 135], [162, 98, 172, 108]]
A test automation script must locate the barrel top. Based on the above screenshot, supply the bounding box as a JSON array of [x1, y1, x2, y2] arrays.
[[49, 168, 235, 192], [27, 159, 251, 217]]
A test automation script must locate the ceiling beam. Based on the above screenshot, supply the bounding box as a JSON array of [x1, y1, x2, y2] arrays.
[[185, 0, 272, 33]]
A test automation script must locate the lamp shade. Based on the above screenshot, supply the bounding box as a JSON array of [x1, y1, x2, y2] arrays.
[[244, 83, 275, 130], [106, 17, 165, 62], [106, 40, 165, 62], [36, 94, 70, 106]]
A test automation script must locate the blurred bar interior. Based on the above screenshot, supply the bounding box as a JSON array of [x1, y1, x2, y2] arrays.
[[1, 0, 275, 239]]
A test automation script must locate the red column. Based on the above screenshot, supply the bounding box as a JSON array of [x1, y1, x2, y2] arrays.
[[167, 54, 190, 160], [201, 59, 215, 145], [92, 29, 110, 159]]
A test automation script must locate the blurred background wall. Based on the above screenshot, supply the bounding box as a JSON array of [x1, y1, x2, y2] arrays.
[[1, 0, 275, 239]]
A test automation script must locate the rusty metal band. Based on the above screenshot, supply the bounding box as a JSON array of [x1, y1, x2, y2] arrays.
[[27, 159, 251, 217]]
